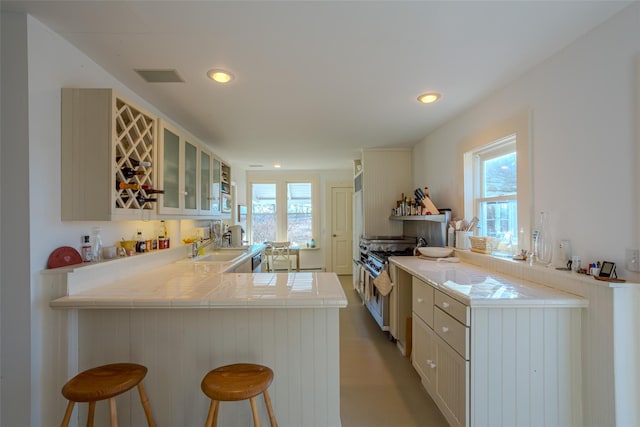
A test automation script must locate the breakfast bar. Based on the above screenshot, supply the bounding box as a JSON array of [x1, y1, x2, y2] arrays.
[[44, 250, 347, 427]]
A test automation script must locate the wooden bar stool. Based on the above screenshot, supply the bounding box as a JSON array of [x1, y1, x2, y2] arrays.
[[201, 363, 277, 427], [60, 362, 156, 427]]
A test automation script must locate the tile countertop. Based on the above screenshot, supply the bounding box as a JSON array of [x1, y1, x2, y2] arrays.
[[389, 256, 588, 308], [49, 254, 347, 310]]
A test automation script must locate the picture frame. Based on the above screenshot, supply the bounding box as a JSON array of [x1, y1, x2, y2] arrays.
[[598, 261, 616, 278]]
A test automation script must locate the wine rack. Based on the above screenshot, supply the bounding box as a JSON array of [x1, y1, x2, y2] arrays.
[[113, 98, 156, 210]]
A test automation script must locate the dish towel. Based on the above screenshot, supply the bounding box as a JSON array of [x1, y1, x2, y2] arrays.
[[373, 270, 393, 296], [364, 272, 372, 301]]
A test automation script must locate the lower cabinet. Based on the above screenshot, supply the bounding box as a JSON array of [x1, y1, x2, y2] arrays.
[[410, 273, 583, 427], [413, 277, 468, 427]]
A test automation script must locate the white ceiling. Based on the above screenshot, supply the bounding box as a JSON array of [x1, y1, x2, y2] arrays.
[[3, 0, 631, 171]]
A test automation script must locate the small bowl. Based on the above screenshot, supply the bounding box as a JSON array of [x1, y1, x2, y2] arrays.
[[418, 247, 454, 258]]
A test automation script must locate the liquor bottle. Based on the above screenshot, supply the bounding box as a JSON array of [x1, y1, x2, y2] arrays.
[[81, 235, 92, 262], [120, 167, 146, 179], [116, 157, 151, 168]]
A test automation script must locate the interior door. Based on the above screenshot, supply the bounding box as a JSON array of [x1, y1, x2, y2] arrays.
[[331, 186, 353, 274]]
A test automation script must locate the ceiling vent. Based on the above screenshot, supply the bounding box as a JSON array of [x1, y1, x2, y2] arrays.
[[135, 69, 185, 83]]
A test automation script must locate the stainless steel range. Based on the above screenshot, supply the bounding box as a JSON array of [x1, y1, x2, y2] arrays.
[[355, 237, 415, 331]]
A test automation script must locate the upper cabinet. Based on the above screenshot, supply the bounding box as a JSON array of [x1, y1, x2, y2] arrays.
[[61, 88, 231, 220], [61, 88, 158, 221], [357, 149, 412, 237], [157, 120, 218, 216]]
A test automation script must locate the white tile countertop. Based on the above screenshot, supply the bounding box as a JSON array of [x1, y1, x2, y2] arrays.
[[48, 246, 347, 309], [389, 255, 588, 308]]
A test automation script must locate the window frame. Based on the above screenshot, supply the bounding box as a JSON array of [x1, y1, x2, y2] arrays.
[[247, 172, 320, 246], [461, 111, 531, 252]]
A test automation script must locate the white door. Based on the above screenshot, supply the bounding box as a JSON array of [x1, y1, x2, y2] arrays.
[[331, 186, 353, 274]]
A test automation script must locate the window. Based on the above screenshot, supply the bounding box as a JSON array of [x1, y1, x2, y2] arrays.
[[287, 183, 313, 246], [251, 183, 277, 244], [248, 173, 319, 247], [462, 111, 531, 254], [470, 136, 518, 249]]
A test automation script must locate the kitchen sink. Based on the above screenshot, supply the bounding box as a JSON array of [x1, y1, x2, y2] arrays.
[[189, 250, 247, 263]]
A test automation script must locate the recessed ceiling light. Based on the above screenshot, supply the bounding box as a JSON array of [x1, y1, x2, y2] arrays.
[[417, 92, 441, 104], [274, 163, 281, 169], [207, 69, 234, 84]]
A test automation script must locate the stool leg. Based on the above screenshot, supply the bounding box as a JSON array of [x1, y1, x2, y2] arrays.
[[86, 401, 96, 427], [136, 382, 156, 427], [205, 400, 219, 427], [263, 390, 278, 427], [60, 401, 75, 427], [249, 397, 261, 427], [108, 398, 117, 427]]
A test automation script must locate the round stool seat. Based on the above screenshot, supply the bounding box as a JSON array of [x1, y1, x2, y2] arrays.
[[60, 362, 156, 427], [201, 363, 273, 401], [201, 363, 277, 427], [62, 363, 147, 402]]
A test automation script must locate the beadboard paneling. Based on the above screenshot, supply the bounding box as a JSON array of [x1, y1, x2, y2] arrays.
[[471, 306, 582, 427], [73, 308, 341, 427]]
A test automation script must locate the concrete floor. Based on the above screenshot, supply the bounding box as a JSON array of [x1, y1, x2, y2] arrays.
[[338, 275, 449, 427]]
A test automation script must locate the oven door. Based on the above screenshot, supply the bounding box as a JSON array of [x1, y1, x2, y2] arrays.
[[362, 268, 390, 332]]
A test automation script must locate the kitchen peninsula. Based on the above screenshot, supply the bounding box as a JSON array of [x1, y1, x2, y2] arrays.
[[44, 246, 346, 427]]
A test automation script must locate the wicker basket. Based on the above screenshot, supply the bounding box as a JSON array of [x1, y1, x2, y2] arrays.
[[469, 236, 493, 254]]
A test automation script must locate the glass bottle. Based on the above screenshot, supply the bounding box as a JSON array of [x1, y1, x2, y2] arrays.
[[91, 227, 103, 262], [533, 211, 552, 265]]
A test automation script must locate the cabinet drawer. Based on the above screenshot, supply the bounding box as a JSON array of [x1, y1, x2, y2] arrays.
[[434, 307, 469, 360], [435, 290, 469, 326], [412, 277, 434, 327]]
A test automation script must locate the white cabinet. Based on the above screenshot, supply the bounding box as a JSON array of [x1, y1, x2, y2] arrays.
[[157, 120, 198, 215], [61, 88, 159, 220], [409, 272, 583, 427], [157, 120, 226, 217], [357, 149, 412, 238], [412, 277, 469, 427], [199, 149, 214, 215]]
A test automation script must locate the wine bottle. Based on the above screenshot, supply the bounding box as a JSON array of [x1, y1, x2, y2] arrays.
[[117, 181, 141, 190], [120, 193, 158, 206], [121, 167, 146, 179], [116, 157, 152, 168], [140, 186, 165, 194]]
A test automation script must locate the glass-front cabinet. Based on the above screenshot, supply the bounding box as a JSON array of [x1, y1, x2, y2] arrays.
[[158, 120, 198, 215], [184, 138, 198, 212], [199, 149, 214, 215]]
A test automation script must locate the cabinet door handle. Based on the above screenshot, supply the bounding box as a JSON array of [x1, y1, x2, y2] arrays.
[[441, 326, 449, 333], [427, 360, 436, 369], [182, 191, 188, 196], [417, 298, 424, 303], [442, 302, 450, 309]]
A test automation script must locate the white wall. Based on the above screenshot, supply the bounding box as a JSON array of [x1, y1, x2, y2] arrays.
[[1, 12, 32, 426], [413, 4, 640, 425], [414, 2, 640, 283]]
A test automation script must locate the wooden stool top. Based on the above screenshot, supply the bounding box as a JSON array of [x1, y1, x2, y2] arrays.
[[201, 363, 274, 402], [62, 363, 148, 402]]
